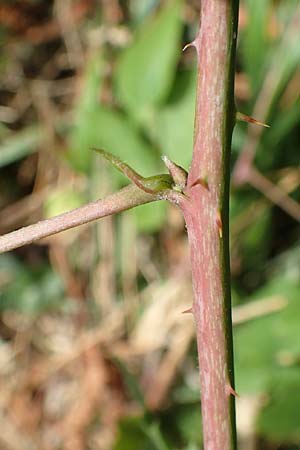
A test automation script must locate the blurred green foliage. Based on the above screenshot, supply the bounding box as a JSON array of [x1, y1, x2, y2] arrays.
[[0, 0, 300, 449], [0, 254, 65, 314]]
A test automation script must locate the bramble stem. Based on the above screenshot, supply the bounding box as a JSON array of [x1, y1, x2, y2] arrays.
[[0, 146, 188, 255], [181, 2, 239, 450], [0, 185, 157, 254]]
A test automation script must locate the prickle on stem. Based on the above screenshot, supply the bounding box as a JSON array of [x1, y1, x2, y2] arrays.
[[225, 384, 239, 398], [182, 40, 197, 52], [236, 111, 270, 128], [182, 33, 200, 55], [216, 211, 223, 238], [190, 176, 210, 191]]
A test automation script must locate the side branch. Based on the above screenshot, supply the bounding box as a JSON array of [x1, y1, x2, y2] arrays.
[[0, 149, 188, 254], [0, 185, 156, 254]]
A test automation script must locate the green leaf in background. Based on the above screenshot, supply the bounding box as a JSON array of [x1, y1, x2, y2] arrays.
[[89, 107, 159, 180], [68, 52, 104, 172], [142, 422, 171, 450], [241, 0, 271, 92], [268, 3, 300, 109], [254, 5, 300, 171], [231, 123, 245, 157], [159, 398, 202, 449], [234, 278, 300, 394], [0, 254, 65, 314], [113, 416, 149, 450], [183, 445, 199, 450], [115, 0, 183, 122], [88, 107, 167, 232], [134, 201, 167, 232], [71, 95, 167, 230], [44, 187, 85, 218], [262, 100, 300, 169], [240, 207, 272, 269], [153, 68, 196, 169], [172, 404, 202, 447], [86, 106, 167, 232], [0, 125, 42, 168], [256, 369, 300, 443], [113, 416, 171, 450], [271, 244, 300, 284], [130, 0, 160, 24]]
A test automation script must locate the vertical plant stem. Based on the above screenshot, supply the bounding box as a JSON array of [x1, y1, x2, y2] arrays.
[[181, 2, 239, 450]]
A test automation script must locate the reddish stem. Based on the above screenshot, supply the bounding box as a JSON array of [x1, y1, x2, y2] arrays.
[[0, 185, 157, 254], [181, 2, 239, 449]]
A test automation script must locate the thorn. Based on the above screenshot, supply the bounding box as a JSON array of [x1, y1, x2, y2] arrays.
[[190, 177, 209, 191], [216, 211, 223, 238], [236, 112, 270, 128], [181, 307, 193, 314], [182, 40, 196, 52], [226, 384, 240, 398]]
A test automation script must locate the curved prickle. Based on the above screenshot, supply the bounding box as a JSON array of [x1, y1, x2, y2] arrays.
[[236, 111, 270, 128]]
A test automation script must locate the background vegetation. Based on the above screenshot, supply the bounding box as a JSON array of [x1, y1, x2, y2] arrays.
[[0, 1, 299, 449]]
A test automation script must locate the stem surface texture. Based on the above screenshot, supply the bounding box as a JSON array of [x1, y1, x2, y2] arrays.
[[181, 2, 239, 450]]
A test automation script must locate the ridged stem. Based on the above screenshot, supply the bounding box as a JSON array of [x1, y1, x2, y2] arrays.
[[181, 2, 239, 450]]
